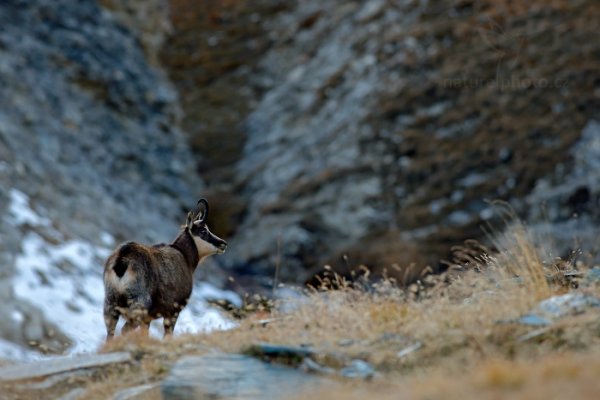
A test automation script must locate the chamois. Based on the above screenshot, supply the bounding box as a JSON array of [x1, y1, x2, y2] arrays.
[[103, 199, 227, 339]]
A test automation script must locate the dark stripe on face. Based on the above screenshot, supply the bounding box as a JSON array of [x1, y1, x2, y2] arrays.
[[191, 223, 227, 249]]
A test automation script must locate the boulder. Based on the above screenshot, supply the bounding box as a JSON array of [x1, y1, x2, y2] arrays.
[[161, 353, 334, 400]]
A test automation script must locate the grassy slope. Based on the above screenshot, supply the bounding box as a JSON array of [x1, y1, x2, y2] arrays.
[[4, 222, 600, 399]]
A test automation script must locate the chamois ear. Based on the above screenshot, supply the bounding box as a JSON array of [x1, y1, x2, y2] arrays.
[[195, 198, 209, 223], [186, 211, 194, 229]]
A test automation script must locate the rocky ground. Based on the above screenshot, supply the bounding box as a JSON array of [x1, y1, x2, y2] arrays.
[[2, 226, 600, 399]]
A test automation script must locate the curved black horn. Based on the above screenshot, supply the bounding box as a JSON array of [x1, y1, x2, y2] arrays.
[[196, 198, 209, 222]]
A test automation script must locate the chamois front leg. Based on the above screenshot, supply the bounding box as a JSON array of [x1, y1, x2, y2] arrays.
[[104, 301, 119, 341], [164, 299, 188, 337]]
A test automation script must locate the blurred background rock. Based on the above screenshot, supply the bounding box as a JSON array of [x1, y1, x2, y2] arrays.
[[0, 0, 599, 354]]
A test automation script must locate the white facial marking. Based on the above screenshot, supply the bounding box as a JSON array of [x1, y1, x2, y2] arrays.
[[192, 234, 219, 258]]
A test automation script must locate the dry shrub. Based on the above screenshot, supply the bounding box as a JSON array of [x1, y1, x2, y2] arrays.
[[185, 216, 575, 369]]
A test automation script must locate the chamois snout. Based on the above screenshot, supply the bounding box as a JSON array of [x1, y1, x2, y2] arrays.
[[190, 221, 227, 254]]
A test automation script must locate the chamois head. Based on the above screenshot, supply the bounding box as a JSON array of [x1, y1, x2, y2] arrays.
[[186, 198, 227, 256]]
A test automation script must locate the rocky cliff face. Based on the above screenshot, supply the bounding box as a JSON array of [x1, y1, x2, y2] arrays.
[[163, 0, 600, 287], [0, 0, 200, 243], [0, 0, 205, 355]]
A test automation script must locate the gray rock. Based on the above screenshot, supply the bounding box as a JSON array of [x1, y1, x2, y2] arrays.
[[0, 352, 131, 382], [516, 293, 600, 327], [244, 342, 377, 380], [517, 314, 552, 327], [534, 293, 600, 319], [584, 267, 600, 285], [339, 359, 376, 380], [161, 353, 334, 400]]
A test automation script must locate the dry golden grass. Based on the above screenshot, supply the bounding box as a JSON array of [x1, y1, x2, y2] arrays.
[[5, 221, 600, 399], [304, 349, 600, 400]]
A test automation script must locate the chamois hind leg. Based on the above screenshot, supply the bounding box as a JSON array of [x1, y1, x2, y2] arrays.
[[123, 294, 151, 335], [121, 319, 139, 335], [139, 320, 151, 336], [103, 302, 120, 341], [163, 313, 179, 337], [123, 319, 150, 336]]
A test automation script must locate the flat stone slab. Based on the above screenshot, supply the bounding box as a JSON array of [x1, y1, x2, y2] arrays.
[[0, 352, 131, 382], [162, 353, 334, 400]]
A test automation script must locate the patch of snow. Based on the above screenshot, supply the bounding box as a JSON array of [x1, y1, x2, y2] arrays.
[[195, 282, 243, 308], [274, 286, 308, 314], [7, 189, 51, 226], [0, 338, 42, 361], [14, 232, 114, 355], [10, 310, 24, 324], [6, 190, 240, 360], [100, 232, 114, 247]]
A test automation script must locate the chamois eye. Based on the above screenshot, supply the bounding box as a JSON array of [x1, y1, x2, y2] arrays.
[[195, 225, 206, 233]]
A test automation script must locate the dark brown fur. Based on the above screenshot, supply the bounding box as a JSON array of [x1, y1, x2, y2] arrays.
[[103, 200, 226, 339]]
